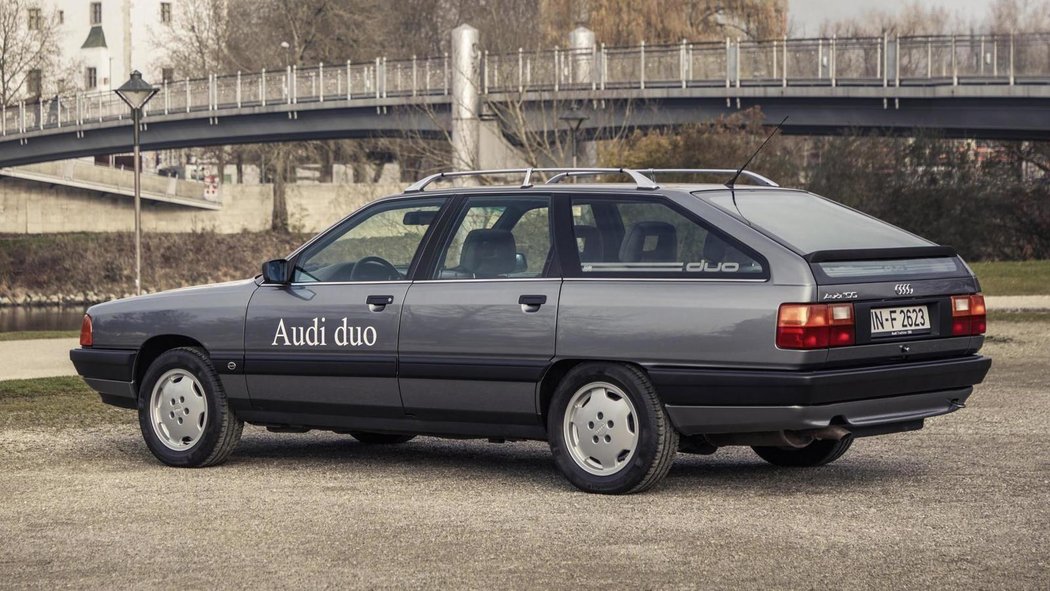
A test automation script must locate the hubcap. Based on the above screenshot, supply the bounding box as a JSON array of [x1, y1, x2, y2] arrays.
[[562, 381, 639, 476], [149, 369, 208, 451]]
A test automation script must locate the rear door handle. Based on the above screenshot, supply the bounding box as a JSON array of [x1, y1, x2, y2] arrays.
[[367, 295, 394, 311], [519, 294, 547, 312]]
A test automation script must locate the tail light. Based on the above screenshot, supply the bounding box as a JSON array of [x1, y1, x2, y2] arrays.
[[777, 303, 855, 350], [79, 314, 93, 347], [952, 294, 986, 336]]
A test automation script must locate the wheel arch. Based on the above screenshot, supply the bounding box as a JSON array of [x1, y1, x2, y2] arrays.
[[537, 358, 653, 425], [134, 334, 208, 396]]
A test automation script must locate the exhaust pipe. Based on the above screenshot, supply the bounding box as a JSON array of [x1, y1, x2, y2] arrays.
[[704, 425, 852, 449]]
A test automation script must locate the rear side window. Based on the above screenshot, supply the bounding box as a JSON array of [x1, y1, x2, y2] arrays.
[[568, 198, 766, 279], [706, 190, 932, 254]]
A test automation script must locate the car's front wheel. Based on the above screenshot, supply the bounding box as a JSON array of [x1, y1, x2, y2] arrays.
[[548, 363, 678, 494], [138, 347, 243, 467], [752, 437, 853, 467]]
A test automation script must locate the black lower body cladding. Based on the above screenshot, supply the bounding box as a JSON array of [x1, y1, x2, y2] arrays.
[[648, 356, 991, 406], [652, 355, 990, 436]]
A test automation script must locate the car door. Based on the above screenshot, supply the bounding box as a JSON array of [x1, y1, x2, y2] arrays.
[[243, 197, 447, 418], [398, 194, 560, 427]]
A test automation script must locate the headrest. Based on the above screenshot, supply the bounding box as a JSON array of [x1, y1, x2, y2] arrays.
[[619, 221, 677, 263], [459, 229, 517, 277], [703, 234, 751, 266], [574, 225, 604, 262]]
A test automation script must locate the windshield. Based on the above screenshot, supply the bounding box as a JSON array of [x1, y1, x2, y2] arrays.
[[704, 189, 933, 254]]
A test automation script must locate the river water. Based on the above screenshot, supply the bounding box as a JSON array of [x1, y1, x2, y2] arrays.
[[0, 307, 87, 332]]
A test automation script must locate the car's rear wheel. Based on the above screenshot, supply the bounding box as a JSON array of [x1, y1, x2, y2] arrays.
[[348, 431, 416, 444], [752, 437, 853, 467], [548, 362, 678, 494], [138, 347, 243, 467]]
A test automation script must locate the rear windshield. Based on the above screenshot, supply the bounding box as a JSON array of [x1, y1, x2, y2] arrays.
[[704, 189, 933, 253]]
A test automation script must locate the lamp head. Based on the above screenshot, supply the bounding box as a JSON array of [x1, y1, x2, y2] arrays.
[[558, 109, 589, 130], [115, 70, 158, 110]]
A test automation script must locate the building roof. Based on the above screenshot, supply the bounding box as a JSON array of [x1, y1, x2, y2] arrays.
[[81, 25, 107, 49]]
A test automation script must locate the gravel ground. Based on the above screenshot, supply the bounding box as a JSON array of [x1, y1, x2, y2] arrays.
[[0, 324, 1047, 589]]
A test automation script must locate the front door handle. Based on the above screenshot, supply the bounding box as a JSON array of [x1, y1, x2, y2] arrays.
[[519, 294, 547, 313], [367, 295, 394, 312]]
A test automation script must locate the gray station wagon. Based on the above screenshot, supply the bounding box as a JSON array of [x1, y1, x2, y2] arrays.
[[71, 167, 992, 494]]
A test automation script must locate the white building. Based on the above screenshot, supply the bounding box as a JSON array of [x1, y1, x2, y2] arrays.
[[47, 0, 178, 92]]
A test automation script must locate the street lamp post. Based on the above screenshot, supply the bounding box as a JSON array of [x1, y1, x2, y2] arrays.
[[558, 107, 589, 167], [115, 70, 158, 296]]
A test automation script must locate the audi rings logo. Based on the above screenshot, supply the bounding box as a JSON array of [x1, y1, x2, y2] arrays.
[[894, 283, 914, 296]]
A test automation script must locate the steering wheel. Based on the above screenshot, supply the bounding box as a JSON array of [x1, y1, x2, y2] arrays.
[[350, 255, 402, 281]]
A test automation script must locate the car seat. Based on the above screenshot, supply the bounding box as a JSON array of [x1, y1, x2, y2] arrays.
[[455, 228, 517, 278], [619, 221, 678, 263]]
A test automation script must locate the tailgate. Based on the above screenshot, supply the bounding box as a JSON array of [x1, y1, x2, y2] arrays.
[[807, 248, 983, 366]]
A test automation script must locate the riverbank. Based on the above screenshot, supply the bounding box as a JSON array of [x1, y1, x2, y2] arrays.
[[0, 232, 307, 306]]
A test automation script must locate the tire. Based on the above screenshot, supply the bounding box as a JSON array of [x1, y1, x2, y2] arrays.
[[348, 431, 416, 445], [547, 362, 679, 495], [752, 436, 854, 467], [137, 347, 243, 467]]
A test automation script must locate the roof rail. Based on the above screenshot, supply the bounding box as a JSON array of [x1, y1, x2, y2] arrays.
[[404, 167, 659, 192], [639, 168, 779, 187]]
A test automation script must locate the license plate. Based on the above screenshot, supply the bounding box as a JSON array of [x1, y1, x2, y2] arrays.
[[870, 305, 931, 336]]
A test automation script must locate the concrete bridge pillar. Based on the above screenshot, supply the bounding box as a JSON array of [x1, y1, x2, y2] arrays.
[[569, 26, 598, 168], [451, 24, 481, 176]]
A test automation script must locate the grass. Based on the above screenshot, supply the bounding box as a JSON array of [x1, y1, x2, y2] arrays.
[[0, 331, 79, 342], [969, 260, 1050, 296], [0, 376, 132, 429], [988, 310, 1050, 323]]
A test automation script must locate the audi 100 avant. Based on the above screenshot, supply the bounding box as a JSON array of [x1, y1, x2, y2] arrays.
[[71, 168, 991, 494]]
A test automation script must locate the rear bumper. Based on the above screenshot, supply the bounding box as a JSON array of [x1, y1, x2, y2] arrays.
[[652, 355, 990, 435], [69, 348, 137, 409], [667, 387, 972, 435]]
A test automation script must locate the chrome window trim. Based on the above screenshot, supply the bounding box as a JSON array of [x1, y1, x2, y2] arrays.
[[563, 277, 769, 283], [283, 280, 414, 287], [413, 277, 560, 284]]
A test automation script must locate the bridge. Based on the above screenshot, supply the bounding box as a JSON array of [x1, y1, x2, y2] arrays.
[[0, 30, 1048, 169]]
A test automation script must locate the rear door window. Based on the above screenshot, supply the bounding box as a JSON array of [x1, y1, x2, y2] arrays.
[[432, 196, 552, 279], [567, 197, 767, 279]]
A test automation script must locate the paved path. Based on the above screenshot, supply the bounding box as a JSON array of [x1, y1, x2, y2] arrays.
[[0, 338, 77, 381], [985, 295, 1050, 311], [0, 295, 1045, 382]]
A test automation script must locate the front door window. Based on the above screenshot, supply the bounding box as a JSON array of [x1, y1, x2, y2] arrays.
[[294, 199, 443, 283]]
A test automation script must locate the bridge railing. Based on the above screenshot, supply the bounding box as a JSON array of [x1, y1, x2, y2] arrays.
[[1, 33, 1048, 139]]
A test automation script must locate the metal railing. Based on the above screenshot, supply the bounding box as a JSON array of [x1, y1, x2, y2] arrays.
[[2, 33, 1048, 139]]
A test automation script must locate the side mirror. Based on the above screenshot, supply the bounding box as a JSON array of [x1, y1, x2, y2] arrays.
[[262, 259, 292, 284], [514, 252, 528, 273]]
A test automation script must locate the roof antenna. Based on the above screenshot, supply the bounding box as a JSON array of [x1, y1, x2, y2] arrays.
[[725, 116, 788, 188]]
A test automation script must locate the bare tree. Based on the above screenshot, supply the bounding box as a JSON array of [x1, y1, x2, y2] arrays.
[[816, 1, 967, 37], [0, 0, 65, 105], [985, 0, 1050, 33], [541, 0, 788, 46]]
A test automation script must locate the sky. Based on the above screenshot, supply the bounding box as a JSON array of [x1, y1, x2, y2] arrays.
[[788, 0, 998, 36]]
